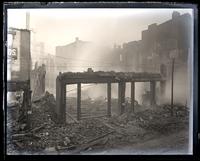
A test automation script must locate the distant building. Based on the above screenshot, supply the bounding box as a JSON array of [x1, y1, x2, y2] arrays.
[[55, 37, 93, 72], [122, 11, 192, 74], [140, 11, 192, 73], [55, 37, 112, 72], [122, 40, 142, 72]]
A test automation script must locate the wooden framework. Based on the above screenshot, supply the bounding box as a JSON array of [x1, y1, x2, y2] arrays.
[[55, 71, 166, 123]]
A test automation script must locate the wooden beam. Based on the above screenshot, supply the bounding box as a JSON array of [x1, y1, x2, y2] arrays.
[[107, 83, 111, 117], [77, 83, 81, 121], [118, 82, 126, 115], [56, 78, 66, 123], [150, 81, 156, 106], [131, 81, 135, 112], [61, 83, 66, 122]]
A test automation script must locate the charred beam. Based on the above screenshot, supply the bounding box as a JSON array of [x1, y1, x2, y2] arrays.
[[118, 82, 126, 115], [107, 82, 111, 117], [131, 81, 135, 112], [150, 81, 156, 106]]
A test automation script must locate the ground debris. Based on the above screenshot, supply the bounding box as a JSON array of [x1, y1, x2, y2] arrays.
[[7, 91, 189, 154]]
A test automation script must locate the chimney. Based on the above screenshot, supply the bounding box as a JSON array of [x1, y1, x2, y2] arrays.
[[172, 11, 180, 19], [26, 12, 30, 30]]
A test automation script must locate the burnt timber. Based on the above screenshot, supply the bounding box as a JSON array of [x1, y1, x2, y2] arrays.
[[55, 71, 166, 123]]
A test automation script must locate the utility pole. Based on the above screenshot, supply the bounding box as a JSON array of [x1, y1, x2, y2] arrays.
[[26, 11, 30, 30], [171, 58, 175, 116], [169, 46, 178, 117]]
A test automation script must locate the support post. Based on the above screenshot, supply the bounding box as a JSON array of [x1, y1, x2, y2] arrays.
[[118, 82, 126, 115], [150, 81, 156, 106], [131, 81, 135, 112], [107, 82, 111, 117], [77, 83, 81, 120], [56, 77, 66, 124], [26, 85, 32, 129]]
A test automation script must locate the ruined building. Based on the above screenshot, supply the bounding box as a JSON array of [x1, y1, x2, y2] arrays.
[[122, 11, 192, 74]]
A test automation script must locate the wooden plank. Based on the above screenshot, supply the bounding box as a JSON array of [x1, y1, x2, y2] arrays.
[[131, 81, 135, 112], [63, 77, 163, 84], [118, 82, 126, 115], [150, 81, 156, 106], [73, 131, 114, 153], [66, 112, 79, 123], [96, 118, 126, 136]]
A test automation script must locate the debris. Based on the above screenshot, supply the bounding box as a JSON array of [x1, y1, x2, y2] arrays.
[[44, 147, 56, 152], [19, 123, 27, 131], [7, 88, 189, 154], [7, 102, 19, 108], [73, 131, 114, 153], [12, 133, 40, 141], [12, 133, 32, 139], [97, 118, 126, 136], [13, 140, 24, 148], [56, 145, 77, 151], [66, 112, 79, 123], [63, 137, 71, 146], [30, 123, 47, 133]]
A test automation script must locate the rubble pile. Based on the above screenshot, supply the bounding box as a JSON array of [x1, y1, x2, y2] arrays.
[[109, 104, 189, 135], [31, 91, 56, 128], [7, 93, 114, 153], [7, 91, 189, 154]]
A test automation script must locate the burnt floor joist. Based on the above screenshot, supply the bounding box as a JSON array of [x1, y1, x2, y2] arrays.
[[55, 71, 165, 124]]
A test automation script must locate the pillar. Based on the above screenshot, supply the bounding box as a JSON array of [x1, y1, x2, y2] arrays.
[[77, 83, 81, 120], [118, 82, 126, 115], [131, 81, 135, 112], [150, 81, 156, 106], [56, 77, 66, 123], [107, 83, 111, 117]]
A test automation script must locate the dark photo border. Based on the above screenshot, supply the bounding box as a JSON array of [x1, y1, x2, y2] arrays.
[[2, 2, 199, 161]]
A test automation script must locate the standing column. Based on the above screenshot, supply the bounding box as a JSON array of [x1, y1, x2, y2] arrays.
[[77, 83, 81, 120], [56, 76, 66, 124], [150, 81, 156, 106], [62, 83, 66, 121], [118, 82, 126, 115], [107, 83, 111, 117], [131, 81, 135, 112]]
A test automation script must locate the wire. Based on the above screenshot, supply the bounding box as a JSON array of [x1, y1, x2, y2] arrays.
[[31, 49, 117, 65]]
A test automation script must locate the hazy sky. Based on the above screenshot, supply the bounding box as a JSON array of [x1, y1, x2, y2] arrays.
[[7, 8, 193, 54]]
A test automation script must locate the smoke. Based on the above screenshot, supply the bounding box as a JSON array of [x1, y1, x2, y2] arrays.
[[66, 82, 148, 105], [162, 65, 189, 105]]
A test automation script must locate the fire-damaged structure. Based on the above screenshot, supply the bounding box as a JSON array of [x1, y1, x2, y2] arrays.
[[5, 9, 192, 155], [55, 70, 166, 123], [7, 28, 32, 128]]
